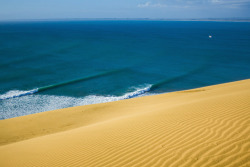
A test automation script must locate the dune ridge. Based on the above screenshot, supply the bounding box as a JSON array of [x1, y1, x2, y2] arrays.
[[0, 79, 250, 167]]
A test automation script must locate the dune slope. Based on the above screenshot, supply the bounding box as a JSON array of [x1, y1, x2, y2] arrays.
[[0, 79, 250, 167]]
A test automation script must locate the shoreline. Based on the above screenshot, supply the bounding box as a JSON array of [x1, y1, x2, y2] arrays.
[[0, 79, 249, 166]]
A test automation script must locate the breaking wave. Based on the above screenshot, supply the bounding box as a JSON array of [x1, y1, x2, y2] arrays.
[[0, 89, 38, 100]]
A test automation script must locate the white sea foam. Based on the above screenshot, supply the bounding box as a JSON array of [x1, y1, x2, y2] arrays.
[[0, 89, 38, 100], [0, 85, 154, 119]]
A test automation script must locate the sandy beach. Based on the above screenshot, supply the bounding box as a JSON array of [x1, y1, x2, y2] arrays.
[[0, 79, 249, 167]]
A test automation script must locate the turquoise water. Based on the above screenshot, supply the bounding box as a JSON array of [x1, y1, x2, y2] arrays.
[[0, 20, 250, 119]]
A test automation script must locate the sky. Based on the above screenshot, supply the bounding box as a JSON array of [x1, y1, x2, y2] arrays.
[[0, 0, 250, 20]]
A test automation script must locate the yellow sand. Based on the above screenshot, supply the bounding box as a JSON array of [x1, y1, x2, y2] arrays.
[[0, 79, 250, 167]]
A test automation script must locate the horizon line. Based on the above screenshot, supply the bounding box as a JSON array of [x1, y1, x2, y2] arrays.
[[1, 17, 250, 22]]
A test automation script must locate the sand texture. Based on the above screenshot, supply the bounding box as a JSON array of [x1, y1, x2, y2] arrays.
[[0, 79, 250, 167]]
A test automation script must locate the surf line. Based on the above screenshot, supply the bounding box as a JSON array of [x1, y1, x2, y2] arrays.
[[151, 65, 209, 91], [38, 69, 121, 92], [125, 65, 209, 99], [0, 69, 122, 100]]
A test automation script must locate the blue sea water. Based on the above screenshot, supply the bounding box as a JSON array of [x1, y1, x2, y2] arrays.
[[0, 20, 250, 119]]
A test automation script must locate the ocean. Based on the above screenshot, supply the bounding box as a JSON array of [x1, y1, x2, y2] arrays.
[[0, 20, 250, 119]]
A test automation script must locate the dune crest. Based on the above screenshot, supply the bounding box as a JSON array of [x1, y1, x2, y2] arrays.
[[0, 79, 250, 167]]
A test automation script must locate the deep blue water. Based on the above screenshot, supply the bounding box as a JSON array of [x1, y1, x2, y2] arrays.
[[0, 20, 250, 119]]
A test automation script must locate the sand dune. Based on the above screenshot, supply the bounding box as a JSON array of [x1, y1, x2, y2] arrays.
[[0, 79, 250, 167]]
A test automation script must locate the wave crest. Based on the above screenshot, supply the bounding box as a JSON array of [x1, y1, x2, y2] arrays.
[[0, 89, 38, 100]]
